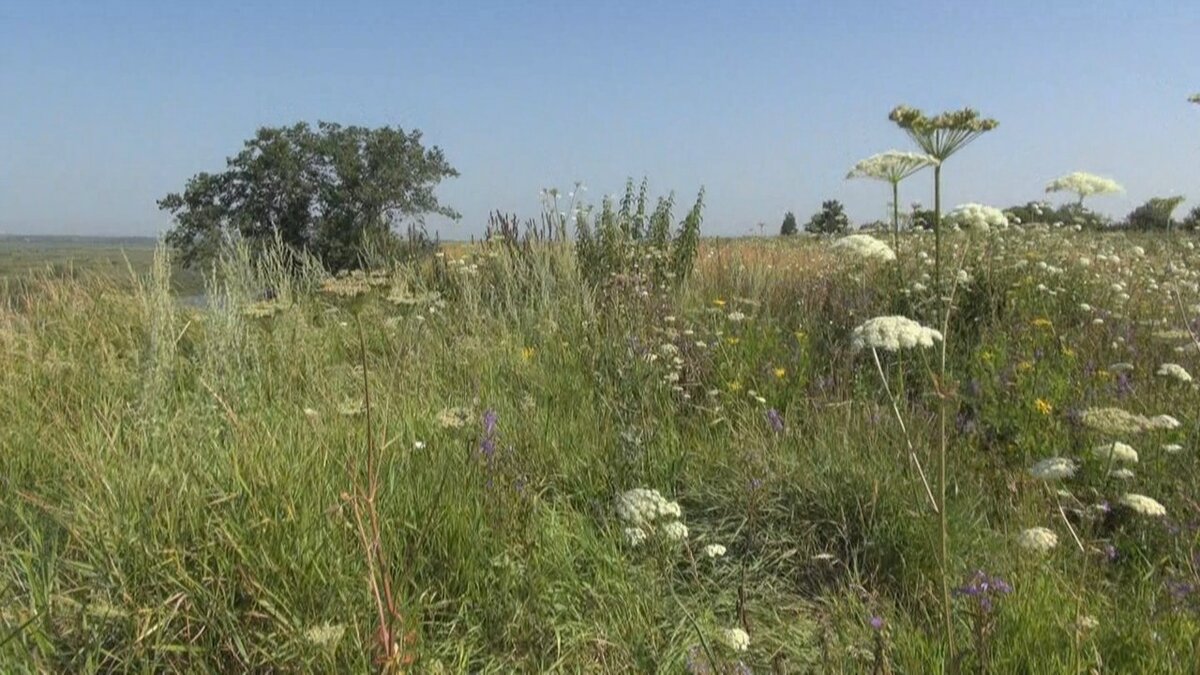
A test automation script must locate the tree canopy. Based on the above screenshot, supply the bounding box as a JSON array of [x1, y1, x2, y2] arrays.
[[158, 122, 459, 270]]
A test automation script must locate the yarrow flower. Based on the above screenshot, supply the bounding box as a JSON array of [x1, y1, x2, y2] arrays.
[[660, 521, 689, 542], [1029, 457, 1077, 481], [831, 234, 896, 262], [616, 488, 681, 528], [1017, 527, 1058, 553], [1119, 493, 1166, 517], [1091, 441, 1138, 464], [1156, 363, 1193, 383], [703, 544, 727, 558], [719, 627, 750, 652], [851, 316, 943, 352], [944, 203, 1009, 232]]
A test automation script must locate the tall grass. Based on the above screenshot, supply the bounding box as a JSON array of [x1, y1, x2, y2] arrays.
[[1, 228, 1198, 671]]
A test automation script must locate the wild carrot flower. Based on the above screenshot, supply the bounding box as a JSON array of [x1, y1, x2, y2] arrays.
[[851, 316, 943, 352], [703, 544, 727, 558], [1120, 493, 1166, 516], [1017, 527, 1058, 553], [1029, 457, 1077, 481], [719, 627, 750, 652], [1156, 363, 1193, 383], [831, 234, 896, 262], [1092, 441, 1138, 464]]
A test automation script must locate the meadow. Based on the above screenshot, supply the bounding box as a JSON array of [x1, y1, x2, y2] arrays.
[[1, 224, 1199, 672]]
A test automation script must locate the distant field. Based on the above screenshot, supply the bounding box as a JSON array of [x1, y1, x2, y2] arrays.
[[0, 235, 205, 296]]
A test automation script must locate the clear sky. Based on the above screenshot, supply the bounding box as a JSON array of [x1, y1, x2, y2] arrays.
[[3, 0, 1198, 238]]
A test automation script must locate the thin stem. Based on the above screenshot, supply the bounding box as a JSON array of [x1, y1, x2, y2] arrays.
[[870, 347, 939, 513]]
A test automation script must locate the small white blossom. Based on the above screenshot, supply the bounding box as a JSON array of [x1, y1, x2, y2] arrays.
[[1017, 527, 1058, 553], [851, 316, 943, 352], [1120, 493, 1166, 516]]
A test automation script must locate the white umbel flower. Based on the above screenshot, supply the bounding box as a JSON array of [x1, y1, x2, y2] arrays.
[[851, 316, 943, 352], [719, 627, 750, 652], [703, 544, 727, 558], [1017, 527, 1058, 553], [1029, 457, 1077, 481], [615, 488, 681, 528], [1156, 363, 1193, 383], [1092, 441, 1138, 464], [1148, 414, 1181, 430], [944, 203, 1009, 232], [831, 234, 896, 262], [846, 150, 938, 182], [1045, 172, 1123, 200], [623, 527, 649, 547], [660, 521, 689, 542], [1120, 493, 1166, 516]]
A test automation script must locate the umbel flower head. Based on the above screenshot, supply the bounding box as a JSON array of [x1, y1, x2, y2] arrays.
[[944, 203, 1009, 232], [831, 234, 896, 262], [888, 105, 999, 158], [1092, 441, 1138, 464], [1045, 172, 1123, 203], [1017, 527, 1058, 553], [1029, 457, 1077, 481], [851, 316, 943, 352], [1156, 363, 1193, 383], [1078, 407, 1156, 435], [1120, 493, 1166, 517], [846, 150, 938, 183]]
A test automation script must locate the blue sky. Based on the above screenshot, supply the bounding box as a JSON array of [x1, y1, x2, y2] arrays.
[[2, 0, 1198, 238]]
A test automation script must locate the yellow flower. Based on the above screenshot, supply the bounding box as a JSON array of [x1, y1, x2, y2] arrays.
[[1061, 346, 1075, 358], [1032, 318, 1053, 329], [980, 350, 994, 365], [774, 368, 787, 379], [713, 298, 726, 307], [1035, 398, 1053, 416], [1095, 369, 1111, 381], [521, 346, 535, 362], [1017, 360, 1034, 373], [727, 380, 742, 392], [726, 337, 740, 346], [793, 331, 807, 344]]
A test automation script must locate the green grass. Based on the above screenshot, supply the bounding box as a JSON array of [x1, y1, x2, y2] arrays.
[[1, 229, 1198, 671]]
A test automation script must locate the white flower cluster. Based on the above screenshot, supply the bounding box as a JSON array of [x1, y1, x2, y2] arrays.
[[846, 150, 938, 182], [1156, 362, 1194, 383], [944, 203, 1009, 232], [1120, 493, 1166, 517], [1045, 172, 1123, 199], [1029, 457, 1077, 481], [1017, 527, 1058, 553], [851, 316, 943, 352], [1091, 441, 1138, 464], [616, 488, 687, 545], [831, 234, 896, 263], [719, 627, 750, 652]]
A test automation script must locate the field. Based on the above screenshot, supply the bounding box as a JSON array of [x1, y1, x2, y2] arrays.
[[1, 227, 1199, 672]]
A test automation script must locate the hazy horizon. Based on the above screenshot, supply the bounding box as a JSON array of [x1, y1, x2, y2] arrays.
[[3, 0, 1199, 239]]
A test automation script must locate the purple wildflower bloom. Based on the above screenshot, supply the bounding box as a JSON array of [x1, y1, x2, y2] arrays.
[[766, 408, 784, 433], [954, 570, 1012, 613], [869, 615, 885, 631]]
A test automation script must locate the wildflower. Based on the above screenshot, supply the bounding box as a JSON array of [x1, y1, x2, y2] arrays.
[[623, 527, 648, 547], [1092, 441, 1138, 464], [1110, 468, 1135, 480], [765, 408, 784, 433], [944, 203, 1009, 231], [1163, 443, 1183, 454], [869, 615, 885, 631], [703, 544, 727, 558], [1076, 615, 1099, 632], [1156, 363, 1193, 383], [845, 150, 938, 183], [1017, 527, 1058, 553], [320, 273, 371, 299], [774, 367, 787, 379], [660, 521, 689, 542], [727, 311, 747, 322], [1032, 318, 1053, 328], [713, 298, 726, 307], [303, 407, 319, 419], [413, 440, 426, 450], [831, 234, 896, 262], [1149, 414, 1181, 430], [436, 406, 473, 429], [850, 316, 943, 352], [242, 299, 288, 319], [1029, 457, 1077, 481], [521, 346, 535, 362], [1078, 407, 1155, 435], [1119, 493, 1166, 516], [304, 622, 346, 648], [719, 627, 750, 652], [1045, 172, 1123, 202], [954, 570, 1012, 613], [615, 488, 682, 528], [1035, 398, 1053, 415], [338, 399, 365, 417]]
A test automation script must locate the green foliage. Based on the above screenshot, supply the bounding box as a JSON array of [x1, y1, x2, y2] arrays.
[[1124, 196, 1186, 230], [573, 178, 705, 289], [158, 122, 459, 271], [1004, 201, 1112, 230], [780, 211, 798, 236], [1180, 205, 1200, 230], [806, 199, 850, 234]]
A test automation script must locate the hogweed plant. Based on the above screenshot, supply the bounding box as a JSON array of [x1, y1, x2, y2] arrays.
[[1045, 172, 1124, 208], [846, 150, 938, 253], [889, 105, 998, 309]]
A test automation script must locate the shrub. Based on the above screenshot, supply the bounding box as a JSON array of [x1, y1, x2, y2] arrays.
[[1124, 196, 1186, 230], [780, 211, 799, 236]]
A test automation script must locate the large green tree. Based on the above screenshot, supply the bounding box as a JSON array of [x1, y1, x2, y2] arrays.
[[159, 122, 459, 270]]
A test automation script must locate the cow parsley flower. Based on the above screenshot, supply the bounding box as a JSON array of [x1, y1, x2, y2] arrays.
[[615, 488, 682, 528], [851, 316, 943, 352], [1120, 493, 1166, 516], [944, 203, 1009, 232], [831, 234, 896, 262], [1156, 363, 1193, 383], [846, 150, 938, 182], [660, 521, 689, 542], [1017, 527, 1058, 553], [719, 627, 750, 652], [624, 527, 649, 547], [1110, 468, 1135, 480], [1029, 457, 1077, 481], [703, 544, 727, 558], [1092, 441, 1138, 464]]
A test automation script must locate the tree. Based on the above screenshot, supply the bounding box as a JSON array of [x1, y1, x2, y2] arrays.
[[159, 122, 459, 270], [806, 200, 850, 234], [780, 211, 798, 236], [1045, 171, 1123, 207], [889, 105, 998, 300], [1125, 196, 1186, 231], [846, 150, 937, 252]]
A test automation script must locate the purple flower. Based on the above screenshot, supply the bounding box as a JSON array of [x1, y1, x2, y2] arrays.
[[766, 408, 784, 433], [869, 615, 885, 631], [954, 570, 1012, 613]]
